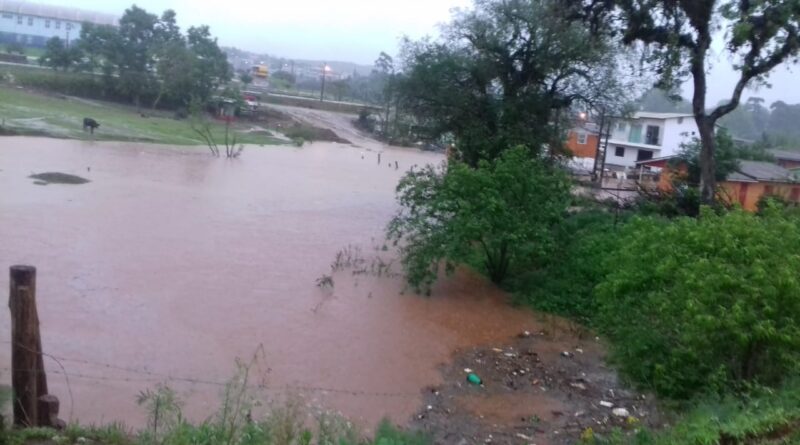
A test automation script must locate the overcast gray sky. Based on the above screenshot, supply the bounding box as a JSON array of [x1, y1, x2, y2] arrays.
[[53, 0, 800, 105]]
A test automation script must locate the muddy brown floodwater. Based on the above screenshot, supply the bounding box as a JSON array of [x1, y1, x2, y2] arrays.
[[0, 137, 544, 430]]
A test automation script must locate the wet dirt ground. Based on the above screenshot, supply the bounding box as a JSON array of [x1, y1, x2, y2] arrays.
[[412, 326, 662, 444]]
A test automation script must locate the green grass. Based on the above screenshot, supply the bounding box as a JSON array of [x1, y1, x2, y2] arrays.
[[0, 85, 286, 146]]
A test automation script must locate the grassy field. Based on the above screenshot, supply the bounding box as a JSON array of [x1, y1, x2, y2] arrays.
[[0, 86, 286, 146]]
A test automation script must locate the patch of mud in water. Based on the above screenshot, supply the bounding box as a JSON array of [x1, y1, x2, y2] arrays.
[[29, 172, 90, 184]]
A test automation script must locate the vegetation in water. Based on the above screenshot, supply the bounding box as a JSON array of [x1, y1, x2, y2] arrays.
[[388, 147, 571, 293]]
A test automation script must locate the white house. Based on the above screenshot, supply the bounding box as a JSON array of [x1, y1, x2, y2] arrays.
[[0, 0, 116, 48], [603, 112, 701, 170]]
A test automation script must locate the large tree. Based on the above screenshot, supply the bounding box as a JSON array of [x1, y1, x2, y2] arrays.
[[569, 0, 800, 204], [396, 0, 629, 166]]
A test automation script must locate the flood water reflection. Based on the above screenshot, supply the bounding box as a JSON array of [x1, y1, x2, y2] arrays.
[[0, 137, 536, 428]]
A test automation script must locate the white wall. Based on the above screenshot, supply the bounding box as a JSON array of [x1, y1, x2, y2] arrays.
[[660, 117, 701, 157], [0, 12, 82, 46], [603, 144, 658, 169]]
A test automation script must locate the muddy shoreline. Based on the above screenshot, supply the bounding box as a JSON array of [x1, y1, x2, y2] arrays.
[[413, 327, 662, 444]]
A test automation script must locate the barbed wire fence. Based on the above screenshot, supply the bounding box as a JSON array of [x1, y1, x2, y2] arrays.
[[0, 338, 421, 424]]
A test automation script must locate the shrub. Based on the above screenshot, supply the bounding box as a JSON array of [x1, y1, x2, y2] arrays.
[[388, 147, 571, 293], [511, 209, 623, 324], [593, 380, 800, 445], [596, 208, 800, 399]]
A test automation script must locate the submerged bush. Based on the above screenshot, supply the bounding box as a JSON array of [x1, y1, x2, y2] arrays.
[[596, 208, 800, 399], [388, 147, 571, 293]]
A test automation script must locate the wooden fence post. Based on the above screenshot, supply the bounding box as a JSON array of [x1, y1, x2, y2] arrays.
[[9, 265, 48, 427]]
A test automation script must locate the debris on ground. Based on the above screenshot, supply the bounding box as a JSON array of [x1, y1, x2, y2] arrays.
[[412, 329, 661, 444]]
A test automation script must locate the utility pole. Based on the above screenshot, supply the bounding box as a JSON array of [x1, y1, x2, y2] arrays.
[[598, 118, 611, 188], [592, 108, 606, 182]]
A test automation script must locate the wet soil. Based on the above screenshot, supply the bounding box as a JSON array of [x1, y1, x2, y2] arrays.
[[413, 326, 662, 445]]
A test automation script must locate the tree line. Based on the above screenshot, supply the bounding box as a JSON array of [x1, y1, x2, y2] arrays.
[[40, 5, 231, 111]]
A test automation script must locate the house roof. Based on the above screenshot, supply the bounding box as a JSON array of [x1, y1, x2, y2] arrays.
[[0, 0, 118, 26], [635, 155, 680, 166], [768, 149, 800, 162], [727, 160, 796, 183], [633, 112, 694, 120]]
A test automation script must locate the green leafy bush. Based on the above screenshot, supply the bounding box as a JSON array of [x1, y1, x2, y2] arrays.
[[592, 380, 800, 445], [597, 208, 800, 399], [512, 209, 623, 324], [388, 147, 571, 293]]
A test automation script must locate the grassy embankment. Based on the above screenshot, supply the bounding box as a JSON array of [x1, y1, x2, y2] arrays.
[[0, 85, 285, 146]]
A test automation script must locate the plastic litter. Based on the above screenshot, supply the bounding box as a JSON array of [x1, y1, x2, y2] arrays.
[[467, 373, 483, 385]]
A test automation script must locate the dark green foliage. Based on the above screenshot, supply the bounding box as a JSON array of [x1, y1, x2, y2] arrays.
[[40, 37, 82, 71], [75, 6, 230, 109], [396, 0, 627, 166], [596, 209, 800, 399], [511, 210, 623, 324], [388, 147, 571, 293]]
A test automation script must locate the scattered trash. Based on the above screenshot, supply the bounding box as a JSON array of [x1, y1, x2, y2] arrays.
[[574, 410, 586, 417], [570, 382, 587, 390], [575, 348, 584, 354], [467, 373, 482, 385], [515, 433, 534, 441], [426, 405, 433, 411], [599, 401, 614, 408], [561, 351, 573, 358], [612, 408, 630, 417], [464, 368, 473, 373], [518, 330, 531, 338], [492, 348, 503, 353], [503, 352, 516, 357]]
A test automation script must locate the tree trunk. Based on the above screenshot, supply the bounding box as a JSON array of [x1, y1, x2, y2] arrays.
[[697, 116, 716, 203], [688, 25, 716, 205]]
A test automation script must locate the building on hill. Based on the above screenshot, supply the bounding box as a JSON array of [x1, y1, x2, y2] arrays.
[[0, 0, 117, 48]]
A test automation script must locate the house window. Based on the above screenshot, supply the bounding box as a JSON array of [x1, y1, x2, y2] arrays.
[[66, 23, 73, 30], [27, 17, 32, 26], [577, 133, 588, 145], [17, 15, 22, 24], [637, 150, 654, 161], [629, 124, 643, 143], [615, 146, 625, 157], [791, 187, 800, 202], [45, 19, 50, 28], [55, 21, 61, 29], [678, 117, 684, 124], [2, 13, 13, 19], [764, 185, 774, 196], [645, 125, 661, 145], [617, 122, 626, 131]]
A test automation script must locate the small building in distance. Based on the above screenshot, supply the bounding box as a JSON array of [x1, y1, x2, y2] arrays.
[[0, 0, 117, 47], [768, 149, 800, 170], [637, 156, 800, 212]]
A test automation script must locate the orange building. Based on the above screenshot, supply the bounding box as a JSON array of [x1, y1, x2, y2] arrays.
[[637, 157, 800, 212], [565, 127, 599, 158], [720, 161, 800, 211]]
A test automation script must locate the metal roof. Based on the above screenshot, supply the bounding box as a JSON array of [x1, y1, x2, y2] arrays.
[[768, 149, 800, 162], [0, 0, 117, 26], [728, 160, 796, 183], [633, 112, 695, 120]]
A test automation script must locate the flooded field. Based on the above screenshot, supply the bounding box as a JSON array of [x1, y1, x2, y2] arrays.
[[0, 137, 541, 428]]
